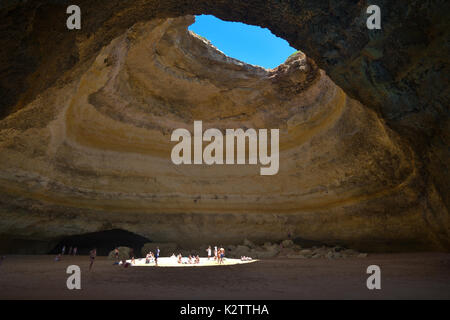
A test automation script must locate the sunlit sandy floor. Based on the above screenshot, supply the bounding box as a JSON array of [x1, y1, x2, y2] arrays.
[[127, 257, 256, 267]]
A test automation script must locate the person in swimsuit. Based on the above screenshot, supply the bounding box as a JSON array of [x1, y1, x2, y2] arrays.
[[219, 247, 225, 264], [89, 248, 96, 271]]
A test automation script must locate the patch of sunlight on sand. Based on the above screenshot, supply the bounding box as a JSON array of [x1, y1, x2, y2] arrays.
[[126, 257, 257, 267]]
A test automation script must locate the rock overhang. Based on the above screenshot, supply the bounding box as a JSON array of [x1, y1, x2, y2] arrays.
[[0, 2, 448, 252]]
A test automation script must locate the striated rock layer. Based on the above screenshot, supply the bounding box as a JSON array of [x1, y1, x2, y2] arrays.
[[0, 13, 448, 252]]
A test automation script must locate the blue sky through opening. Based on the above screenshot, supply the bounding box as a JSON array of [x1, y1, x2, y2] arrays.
[[188, 15, 297, 69]]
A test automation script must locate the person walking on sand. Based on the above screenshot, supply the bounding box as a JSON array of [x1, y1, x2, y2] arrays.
[[206, 246, 212, 260], [89, 248, 97, 271]]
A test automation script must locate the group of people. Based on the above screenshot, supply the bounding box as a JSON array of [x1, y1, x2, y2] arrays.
[[113, 246, 161, 267], [55, 246, 97, 272], [173, 253, 201, 264], [206, 245, 226, 264], [240, 256, 252, 261], [60, 245, 78, 256], [166, 245, 227, 265], [144, 247, 160, 266], [127, 245, 227, 266], [55, 244, 230, 270], [54, 245, 79, 262]]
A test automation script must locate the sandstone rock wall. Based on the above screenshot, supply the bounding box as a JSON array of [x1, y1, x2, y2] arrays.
[[0, 2, 448, 252]]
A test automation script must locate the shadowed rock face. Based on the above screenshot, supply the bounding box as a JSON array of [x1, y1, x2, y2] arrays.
[[0, 2, 448, 252]]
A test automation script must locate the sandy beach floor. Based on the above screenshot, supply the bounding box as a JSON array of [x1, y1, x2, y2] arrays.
[[0, 253, 449, 299]]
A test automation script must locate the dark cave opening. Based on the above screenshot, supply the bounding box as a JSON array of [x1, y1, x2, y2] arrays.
[[49, 229, 151, 256]]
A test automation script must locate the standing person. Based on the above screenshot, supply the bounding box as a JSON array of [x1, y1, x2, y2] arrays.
[[61, 245, 66, 255], [68, 246, 73, 256], [73, 247, 77, 256], [155, 247, 160, 266], [206, 246, 212, 260], [128, 248, 135, 264], [114, 248, 119, 262], [89, 248, 96, 271], [219, 247, 225, 264], [214, 246, 218, 261]]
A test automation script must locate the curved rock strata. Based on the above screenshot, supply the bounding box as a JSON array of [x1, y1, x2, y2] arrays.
[[0, 15, 447, 252]]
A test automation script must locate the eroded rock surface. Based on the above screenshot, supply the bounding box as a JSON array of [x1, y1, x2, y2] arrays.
[[0, 15, 447, 252]]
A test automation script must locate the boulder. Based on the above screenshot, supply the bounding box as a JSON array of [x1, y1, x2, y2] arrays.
[[243, 239, 255, 249], [287, 254, 306, 259], [343, 249, 358, 256], [263, 242, 273, 248], [231, 245, 252, 258], [227, 244, 236, 252], [108, 246, 132, 260], [278, 248, 296, 257], [281, 239, 294, 248], [251, 250, 278, 259]]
